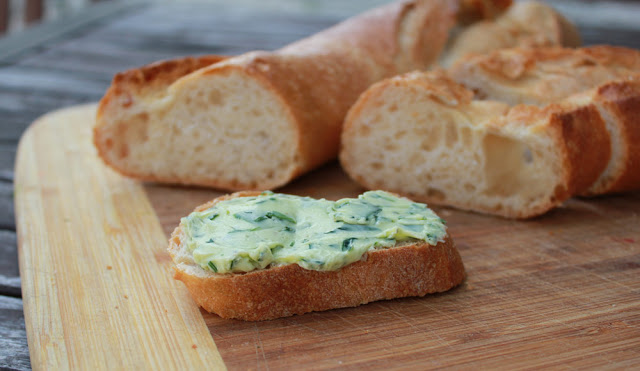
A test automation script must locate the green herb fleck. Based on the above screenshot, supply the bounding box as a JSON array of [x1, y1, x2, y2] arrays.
[[336, 224, 379, 232], [207, 261, 218, 273], [342, 238, 356, 251], [254, 211, 296, 223]]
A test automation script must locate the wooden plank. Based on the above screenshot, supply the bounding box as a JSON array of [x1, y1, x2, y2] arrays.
[[15, 105, 226, 369], [0, 1, 145, 63], [0, 295, 31, 371], [0, 144, 16, 175], [0, 229, 20, 296], [0, 180, 14, 230]]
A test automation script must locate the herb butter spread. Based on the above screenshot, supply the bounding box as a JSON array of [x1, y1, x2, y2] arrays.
[[182, 190, 447, 274]]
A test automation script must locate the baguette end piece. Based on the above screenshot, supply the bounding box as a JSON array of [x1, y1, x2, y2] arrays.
[[94, 57, 305, 191]]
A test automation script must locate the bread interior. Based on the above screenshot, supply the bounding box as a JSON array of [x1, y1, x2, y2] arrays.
[[342, 84, 563, 216], [96, 68, 299, 189]]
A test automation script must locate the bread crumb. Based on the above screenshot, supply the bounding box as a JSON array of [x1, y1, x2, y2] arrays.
[[115, 305, 119, 309], [106, 265, 112, 270], [124, 295, 129, 299], [192, 344, 198, 349]]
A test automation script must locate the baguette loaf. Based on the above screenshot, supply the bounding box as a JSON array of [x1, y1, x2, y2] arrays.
[[440, 1, 581, 67], [168, 191, 466, 321], [450, 46, 640, 195], [94, 0, 457, 191], [339, 70, 611, 218]]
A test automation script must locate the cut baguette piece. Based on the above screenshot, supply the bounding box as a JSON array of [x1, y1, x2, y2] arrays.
[[440, 1, 581, 67], [94, 0, 457, 191], [168, 191, 466, 321], [450, 46, 640, 105], [340, 71, 610, 219], [564, 78, 640, 195], [450, 47, 640, 195]]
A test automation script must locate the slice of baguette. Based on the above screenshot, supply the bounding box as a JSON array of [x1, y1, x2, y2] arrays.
[[94, 0, 457, 191], [450, 46, 640, 105], [440, 1, 581, 67], [339, 71, 610, 219], [168, 191, 466, 321], [564, 78, 640, 195], [450, 46, 640, 195]]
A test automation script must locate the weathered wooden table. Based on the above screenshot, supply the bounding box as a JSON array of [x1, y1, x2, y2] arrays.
[[2, 1, 640, 369]]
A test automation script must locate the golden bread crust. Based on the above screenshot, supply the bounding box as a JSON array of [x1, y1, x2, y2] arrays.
[[168, 192, 465, 321], [94, 0, 457, 191], [458, 0, 512, 23], [451, 46, 640, 94], [340, 68, 612, 219], [440, 1, 581, 67], [579, 78, 640, 195], [449, 46, 640, 196]]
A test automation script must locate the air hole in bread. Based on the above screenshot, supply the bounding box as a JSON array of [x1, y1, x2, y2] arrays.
[[209, 89, 224, 105], [394, 130, 407, 140], [193, 145, 204, 154], [388, 103, 398, 112], [464, 183, 476, 192], [482, 133, 531, 197], [427, 187, 445, 200], [421, 137, 437, 152], [358, 125, 371, 136], [460, 127, 473, 146], [371, 162, 383, 170], [523, 147, 533, 164], [445, 124, 458, 146], [118, 143, 129, 159]]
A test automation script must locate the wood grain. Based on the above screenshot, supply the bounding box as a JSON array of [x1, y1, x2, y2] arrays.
[[144, 138, 640, 366], [5, 1, 640, 369], [14, 104, 640, 369], [15, 105, 226, 370], [0, 295, 30, 371]]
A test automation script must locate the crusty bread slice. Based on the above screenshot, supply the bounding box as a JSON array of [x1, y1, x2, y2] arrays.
[[339, 71, 610, 219], [450, 46, 640, 195], [565, 78, 640, 195], [440, 1, 581, 67], [94, 0, 457, 191], [450, 46, 640, 105], [168, 192, 466, 321]]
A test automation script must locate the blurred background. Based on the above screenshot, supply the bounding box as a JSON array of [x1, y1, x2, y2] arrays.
[[2, 0, 398, 36], [2, 0, 639, 37]]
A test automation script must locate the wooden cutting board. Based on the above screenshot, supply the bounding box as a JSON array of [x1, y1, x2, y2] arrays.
[[15, 105, 640, 369]]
